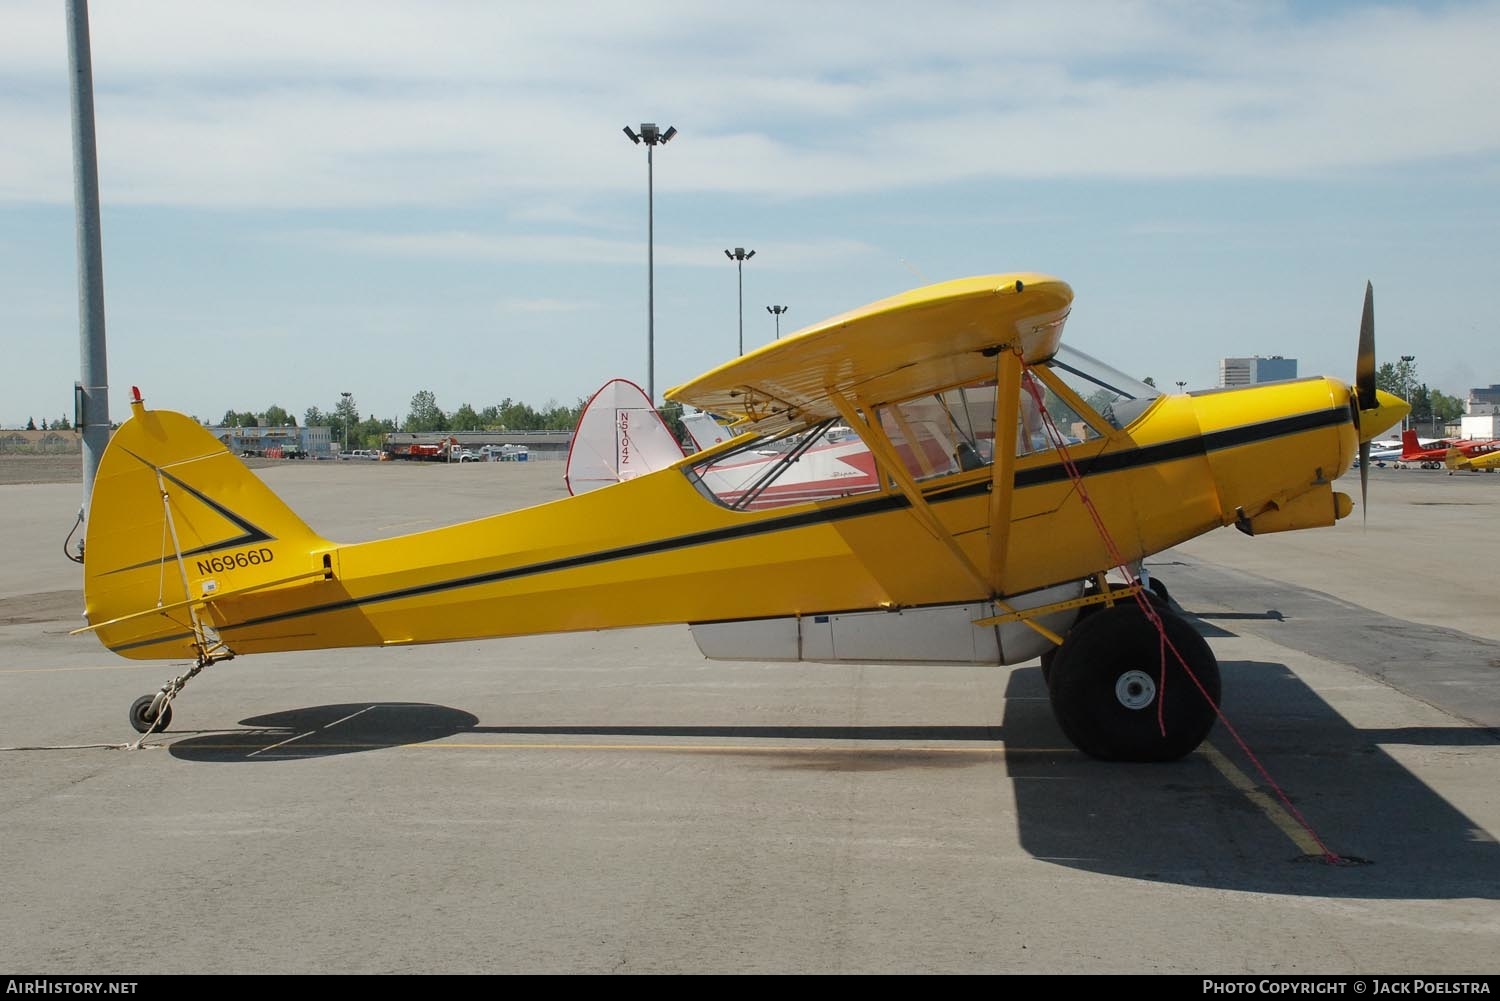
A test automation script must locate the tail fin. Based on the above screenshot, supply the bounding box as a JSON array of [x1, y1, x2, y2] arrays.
[[564, 378, 687, 495], [682, 410, 738, 452], [82, 398, 332, 660], [1400, 428, 1421, 459]]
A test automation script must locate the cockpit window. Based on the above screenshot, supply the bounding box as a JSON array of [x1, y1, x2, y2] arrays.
[[686, 419, 880, 511], [878, 382, 998, 481]]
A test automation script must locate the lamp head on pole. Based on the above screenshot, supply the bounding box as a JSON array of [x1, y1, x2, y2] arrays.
[[626, 123, 676, 147]]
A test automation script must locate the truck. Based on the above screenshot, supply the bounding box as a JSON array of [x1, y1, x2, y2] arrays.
[[403, 437, 462, 461]]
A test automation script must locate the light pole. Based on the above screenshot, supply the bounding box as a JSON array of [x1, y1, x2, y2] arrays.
[[623, 122, 677, 403], [1175, 380, 1186, 394], [725, 247, 755, 355], [767, 304, 788, 339], [1400, 355, 1415, 430], [340, 391, 352, 451]]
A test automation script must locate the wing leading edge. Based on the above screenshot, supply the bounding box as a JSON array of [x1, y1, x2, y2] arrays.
[[666, 273, 1072, 436]]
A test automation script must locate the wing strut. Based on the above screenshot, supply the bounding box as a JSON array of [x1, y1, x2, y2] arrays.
[[826, 389, 992, 598], [986, 348, 1022, 595]]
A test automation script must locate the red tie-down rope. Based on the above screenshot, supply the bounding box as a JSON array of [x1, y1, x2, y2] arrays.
[[1020, 365, 1341, 864]]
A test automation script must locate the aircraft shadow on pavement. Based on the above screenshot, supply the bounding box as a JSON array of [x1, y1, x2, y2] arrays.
[[166, 703, 479, 761], [1002, 659, 1500, 900], [162, 667, 1499, 900], [167, 706, 1005, 764]]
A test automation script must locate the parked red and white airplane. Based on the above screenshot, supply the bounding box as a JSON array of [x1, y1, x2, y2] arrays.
[[1397, 428, 1500, 469], [566, 378, 884, 507]]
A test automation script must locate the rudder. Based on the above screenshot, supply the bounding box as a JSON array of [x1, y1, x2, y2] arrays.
[[82, 399, 332, 660]]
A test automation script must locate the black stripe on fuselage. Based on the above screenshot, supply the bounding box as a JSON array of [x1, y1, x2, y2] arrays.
[[109, 405, 1348, 653]]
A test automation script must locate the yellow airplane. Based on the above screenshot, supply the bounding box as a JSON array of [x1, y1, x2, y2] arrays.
[[1444, 442, 1500, 473], [78, 273, 1407, 761]]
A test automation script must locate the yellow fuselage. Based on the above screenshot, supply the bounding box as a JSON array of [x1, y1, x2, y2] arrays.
[[88, 377, 1365, 662]]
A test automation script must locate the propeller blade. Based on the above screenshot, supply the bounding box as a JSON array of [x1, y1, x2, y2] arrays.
[[1356, 281, 1377, 411], [1360, 439, 1370, 526]]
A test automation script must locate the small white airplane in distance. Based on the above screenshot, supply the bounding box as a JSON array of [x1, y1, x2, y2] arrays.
[[1363, 434, 1439, 465]]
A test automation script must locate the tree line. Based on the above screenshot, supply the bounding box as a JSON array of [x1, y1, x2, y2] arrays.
[[215, 390, 599, 451], [1374, 358, 1466, 427], [23, 416, 74, 431]]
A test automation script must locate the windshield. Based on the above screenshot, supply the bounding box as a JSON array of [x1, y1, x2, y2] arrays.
[[1042, 346, 1162, 430]]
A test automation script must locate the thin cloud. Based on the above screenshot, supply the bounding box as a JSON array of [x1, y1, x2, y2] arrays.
[[4, 2, 1498, 207], [497, 298, 595, 315], [299, 228, 881, 269]]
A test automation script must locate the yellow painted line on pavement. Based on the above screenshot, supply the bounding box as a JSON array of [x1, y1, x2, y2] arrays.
[[1201, 741, 1323, 856]]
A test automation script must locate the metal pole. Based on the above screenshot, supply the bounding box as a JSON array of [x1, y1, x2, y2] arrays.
[[647, 143, 655, 404], [624, 124, 674, 403], [725, 248, 754, 355], [1400, 355, 1415, 432], [67, 0, 110, 531], [767, 305, 788, 339]]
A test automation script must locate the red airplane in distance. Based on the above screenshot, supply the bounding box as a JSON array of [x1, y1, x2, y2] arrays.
[[1399, 428, 1500, 468]]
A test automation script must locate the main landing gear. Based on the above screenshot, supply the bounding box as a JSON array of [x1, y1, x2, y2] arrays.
[[1043, 597, 1221, 762]]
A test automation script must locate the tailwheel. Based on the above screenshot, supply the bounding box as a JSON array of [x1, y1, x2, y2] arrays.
[[1047, 602, 1220, 762], [128, 693, 173, 735]]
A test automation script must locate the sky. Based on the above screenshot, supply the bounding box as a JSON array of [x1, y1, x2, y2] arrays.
[[3, 0, 1498, 429]]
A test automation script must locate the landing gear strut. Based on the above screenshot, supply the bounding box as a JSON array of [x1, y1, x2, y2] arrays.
[[126, 648, 231, 737]]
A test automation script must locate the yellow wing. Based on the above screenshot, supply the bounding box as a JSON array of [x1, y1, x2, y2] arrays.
[[666, 273, 1072, 434]]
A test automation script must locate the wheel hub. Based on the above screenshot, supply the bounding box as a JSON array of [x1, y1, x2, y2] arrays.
[[1114, 669, 1157, 710]]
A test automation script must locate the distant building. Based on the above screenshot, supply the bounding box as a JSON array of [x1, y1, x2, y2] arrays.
[[1218, 356, 1298, 388], [209, 424, 334, 459], [1461, 384, 1500, 440], [0, 428, 82, 454]]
